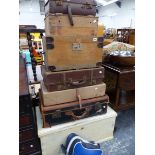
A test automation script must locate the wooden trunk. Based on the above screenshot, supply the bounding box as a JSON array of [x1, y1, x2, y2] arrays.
[[41, 81, 106, 107], [41, 65, 105, 92], [45, 14, 98, 36], [43, 36, 103, 71], [36, 106, 117, 155]]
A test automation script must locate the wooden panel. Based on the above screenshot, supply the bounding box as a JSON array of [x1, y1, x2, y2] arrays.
[[43, 36, 102, 71], [45, 14, 98, 27], [119, 72, 135, 90], [45, 15, 98, 37], [19, 128, 34, 142], [19, 95, 31, 115], [19, 115, 32, 128]]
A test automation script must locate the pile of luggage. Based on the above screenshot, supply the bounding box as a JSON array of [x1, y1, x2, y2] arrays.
[[40, 0, 109, 128]]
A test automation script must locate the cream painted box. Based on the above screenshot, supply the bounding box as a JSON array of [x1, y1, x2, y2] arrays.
[[36, 107, 117, 155]]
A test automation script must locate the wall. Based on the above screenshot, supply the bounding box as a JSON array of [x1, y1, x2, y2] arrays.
[[19, 0, 44, 29], [97, 0, 135, 29]]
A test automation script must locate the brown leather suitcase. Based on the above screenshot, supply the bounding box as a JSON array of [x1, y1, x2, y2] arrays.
[[45, 14, 98, 37], [41, 65, 105, 92], [43, 36, 102, 71], [45, 0, 97, 16], [39, 90, 109, 128], [41, 81, 106, 106]]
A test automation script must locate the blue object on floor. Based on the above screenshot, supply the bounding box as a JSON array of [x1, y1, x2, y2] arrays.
[[100, 108, 135, 155], [63, 133, 103, 155], [73, 143, 103, 155]]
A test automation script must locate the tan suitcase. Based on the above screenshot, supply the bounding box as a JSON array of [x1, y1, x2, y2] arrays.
[[43, 36, 102, 71], [41, 82, 77, 106], [77, 84, 106, 100], [45, 14, 98, 37], [41, 81, 106, 107]]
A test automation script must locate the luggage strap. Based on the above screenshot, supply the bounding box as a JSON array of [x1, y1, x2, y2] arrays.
[[76, 89, 82, 109], [77, 95, 82, 109], [67, 5, 74, 26]]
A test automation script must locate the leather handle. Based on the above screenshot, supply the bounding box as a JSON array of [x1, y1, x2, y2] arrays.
[[65, 108, 90, 120], [67, 5, 74, 26], [70, 80, 86, 86]]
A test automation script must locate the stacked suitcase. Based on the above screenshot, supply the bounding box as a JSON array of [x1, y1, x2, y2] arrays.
[[40, 0, 109, 128]]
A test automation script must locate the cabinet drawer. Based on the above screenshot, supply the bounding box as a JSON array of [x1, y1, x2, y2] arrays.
[[19, 115, 33, 128], [119, 72, 135, 90], [19, 140, 39, 155], [19, 95, 32, 115], [19, 128, 35, 142]]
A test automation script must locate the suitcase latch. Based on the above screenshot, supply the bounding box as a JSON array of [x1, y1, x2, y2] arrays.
[[72, 43, 82, 51]]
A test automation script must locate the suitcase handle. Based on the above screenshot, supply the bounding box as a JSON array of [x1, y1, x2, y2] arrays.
[[70, 80, 86, 86], [65, 108, 90, 120], [67, 5, 74, 26]]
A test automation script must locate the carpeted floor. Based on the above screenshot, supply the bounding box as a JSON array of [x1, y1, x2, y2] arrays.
[[100, 108, 135, 155]]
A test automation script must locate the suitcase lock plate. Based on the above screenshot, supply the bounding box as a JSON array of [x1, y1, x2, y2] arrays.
[[72, 43, 82, 51]]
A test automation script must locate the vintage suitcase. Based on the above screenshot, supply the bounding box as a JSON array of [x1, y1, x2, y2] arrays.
[[45, 14, 98, 36], [39, 90, 109, 128], [43, 36, 103, 71], [41, 65, 105, 92], [45, 0, 97, 16], [41, 81, 106, 106]]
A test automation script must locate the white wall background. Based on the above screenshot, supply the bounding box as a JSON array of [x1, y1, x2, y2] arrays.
[[19, 0, 45, 29], [19, 0, 135, 29], [97, 0, 135, 29]]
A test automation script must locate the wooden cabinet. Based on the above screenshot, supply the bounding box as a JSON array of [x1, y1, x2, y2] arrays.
[[117, 29, 135, 45], [103, 63, 135, 111]]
